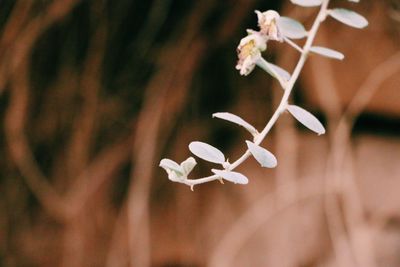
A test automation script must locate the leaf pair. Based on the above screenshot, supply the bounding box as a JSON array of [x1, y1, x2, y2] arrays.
[[188, 141, 249, 184], [188, 140, 277, 185], [289, 0, 368, 62], [213, 106, 326, 149], [291, 0, 361, 7], [290, 0, 368, 29], [278, 17, 345, 60], [212, 113, 278, 168], [209, 140, 278, 184], [159, 157, 197, 182]]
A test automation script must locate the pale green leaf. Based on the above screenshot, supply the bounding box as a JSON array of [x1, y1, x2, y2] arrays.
[[310, 46, 344, 60], [213, 112, 258, 135], [256, 58, 287, 84], [246, 141, 277, 168], [278, 17, 308, 39], [212, 169, 249, 184], [180, 157, 197, 175], [159, 159, 184, 175], [290, 0, 323, 7], [269, 63, 291, 81], [287, 105, 326, 135], [329, 8, 368, 29], [189, 141, 225, 164]]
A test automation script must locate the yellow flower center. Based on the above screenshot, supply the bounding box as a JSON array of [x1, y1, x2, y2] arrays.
[[239, 40, 256, 59]]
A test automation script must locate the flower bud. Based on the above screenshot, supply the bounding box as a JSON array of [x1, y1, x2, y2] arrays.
[[255, 10, 283, 41]]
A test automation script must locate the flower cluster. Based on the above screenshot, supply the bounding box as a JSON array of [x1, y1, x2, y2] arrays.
[[236, 10, 283, 76]]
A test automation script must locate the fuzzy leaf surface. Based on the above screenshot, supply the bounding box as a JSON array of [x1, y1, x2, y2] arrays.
[[269, 63, 291, 81], [287, 105, 326, 135], [213, 112, 258, 135], [256, 58, 286, 83], [212, 169, 249, 184], [329, 8, 368, 29], [246, 141, 277, 168], [180, 157, 197, 175], [290, 0, 323, 7], [189, 141, 225, 164], [278, 17, 308, 39], [159, 159, 183, 175], [310, 46, 344, 60]]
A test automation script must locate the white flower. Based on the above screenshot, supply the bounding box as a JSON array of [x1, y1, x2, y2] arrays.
[[235, 31, 267, 76], [255, 10, 283, 41]]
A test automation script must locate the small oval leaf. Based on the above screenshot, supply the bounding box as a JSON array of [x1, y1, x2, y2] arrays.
[[256, 58, 286, 83], [189, 141, 225, 164], [159, 159, 183, 175], [269, 63, 291, 81], [212, 169, 249, 184], [180, 157, 197, 175], [212, 112, 258, 135], [310, 46, 344, 60], [329, 8, 368, 29], [290, 0, 323, 7], [246, 141, 277, 168], [287, 105, 326, 135], [278, 17, 308, 39]]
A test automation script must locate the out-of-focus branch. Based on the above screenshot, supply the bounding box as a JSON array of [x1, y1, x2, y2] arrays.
[[5, 66, 69, 220], [3, 0, 83, 221], [331, 51, 400, 266], [342, 52, 400, 123], [66, 3, 108, 189], [214, 0, 257, 44], [272, 37, 301, 267], [125, 0, 214, 263], [0, 1, 33, 54], [133, 0, 173, 63], [208, 181, 332, 267], [67, 135, 133, 215], [124, 0, 259, 265], [308, 31, 400, 267], [105, 205, 130, 267], [0, 1, 33, 95], [308, 32, 355, 267], [0, 0, 82, 91]]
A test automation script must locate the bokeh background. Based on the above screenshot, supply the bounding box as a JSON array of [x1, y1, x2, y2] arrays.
[[0, 0, 399, 266]]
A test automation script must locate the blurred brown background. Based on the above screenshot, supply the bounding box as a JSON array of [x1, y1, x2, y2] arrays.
[[0, 0, 399, 266]]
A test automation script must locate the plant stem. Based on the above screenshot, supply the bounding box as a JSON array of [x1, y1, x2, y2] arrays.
[[284, 37, 304, 53], [182, 0, 330, 188]]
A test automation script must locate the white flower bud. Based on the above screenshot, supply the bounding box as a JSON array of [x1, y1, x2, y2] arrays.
[[255, 10, 283, 41]]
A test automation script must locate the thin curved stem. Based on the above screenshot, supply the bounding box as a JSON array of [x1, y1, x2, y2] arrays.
[[181, 0, 330, 188], [284, 37, 304, 53]]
